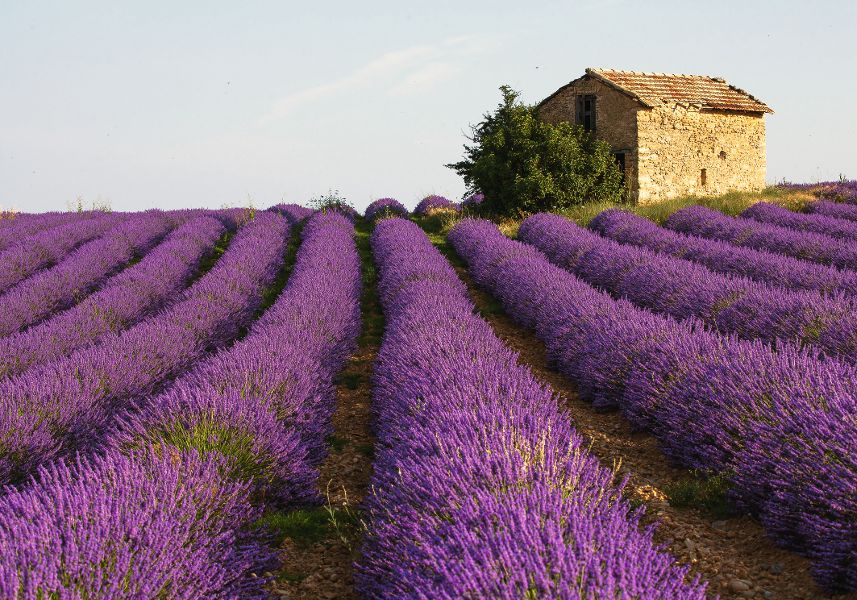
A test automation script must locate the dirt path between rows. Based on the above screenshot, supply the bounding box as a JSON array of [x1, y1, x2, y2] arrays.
[[444, 249, 849, 600], [270, 223, 380, 600]]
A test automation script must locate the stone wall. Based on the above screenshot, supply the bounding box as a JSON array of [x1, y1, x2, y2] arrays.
[[539, 77, 639, 201], [636, 105, 766, 203]]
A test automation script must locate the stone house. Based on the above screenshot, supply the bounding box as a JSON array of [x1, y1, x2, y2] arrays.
[[538, 68, 773, 204]]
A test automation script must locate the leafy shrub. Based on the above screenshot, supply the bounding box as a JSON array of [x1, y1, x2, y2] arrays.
[[447, 86, 625, 217]]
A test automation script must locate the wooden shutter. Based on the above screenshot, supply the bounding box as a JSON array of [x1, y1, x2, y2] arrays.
[[590, 95, 596, 132]]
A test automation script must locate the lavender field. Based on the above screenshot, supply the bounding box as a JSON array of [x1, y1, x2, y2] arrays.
[[0, 189, 855, 599]]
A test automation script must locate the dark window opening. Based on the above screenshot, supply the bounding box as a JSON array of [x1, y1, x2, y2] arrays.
[[719, 150, 727, 160], [614, 152, 626, 182], [701, 168, 708, 187], [576, 94, 596, 132]]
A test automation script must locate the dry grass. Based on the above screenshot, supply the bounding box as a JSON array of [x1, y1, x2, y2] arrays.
[[557, 186, 814, 226], [411, 186, 814, 238]]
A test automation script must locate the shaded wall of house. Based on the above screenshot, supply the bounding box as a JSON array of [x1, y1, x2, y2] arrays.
[[538, 77, 639, 201], [635, 106, 766, 203]]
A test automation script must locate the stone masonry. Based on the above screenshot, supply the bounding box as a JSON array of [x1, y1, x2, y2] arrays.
[[538, 69, 772, 204]]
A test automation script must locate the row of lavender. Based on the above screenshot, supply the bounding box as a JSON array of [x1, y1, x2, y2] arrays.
[[742, 201, 857, 245], [449, 218, 856, 592], [0, 212, 124, 294], [665, 204, 857, 270], [807, 198, 857, 223], [275, 193, 483, 223], [591, 208, 857, 296], [779, 179, 857, 205], [357, 217, 708, 598], [518, 213, 857, 362], [0, 211, 289, 484], [0, 207, 250, 343], [0, 215, 225, 378], [0, 211, 361, 597], [0, 210, 108, 253], [366, 193, 483, 219], [0, 212, 176, 336], [100, 208, 359, 538]]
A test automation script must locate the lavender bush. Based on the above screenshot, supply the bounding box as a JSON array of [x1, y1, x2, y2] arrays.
[[413, 194, 458, 215], [0, 213, 122, 294], [591, 208, 857, 296], [269, 203, 315, 224], [0, 449, 274, 598], [522, 212, 857, 362], [105, 211, 361, 505], [356, 217, 708, 598], [666, 205, 857, 270], [364, 197, 408, 220], [214, 207, 257, 230], [0, 212, 174, 336], [0, 212, 289, 484], [779, 180, 857, 204], [741, 201, 857, 242], [461, 192, 485, 208], [449, 218, 857, 593], [806, 199, 857, 223], [0, 211, 96, 253], [0, 216, 225, 378]]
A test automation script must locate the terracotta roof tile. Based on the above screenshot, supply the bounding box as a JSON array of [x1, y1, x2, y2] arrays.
[[586, 68, 773, 113]]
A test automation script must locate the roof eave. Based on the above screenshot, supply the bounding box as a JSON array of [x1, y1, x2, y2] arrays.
[[585, 68, 655, 108], [701, 105, 775, 115]]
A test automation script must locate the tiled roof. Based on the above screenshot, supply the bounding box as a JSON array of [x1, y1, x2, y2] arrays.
[[587, 68, 773, 113]]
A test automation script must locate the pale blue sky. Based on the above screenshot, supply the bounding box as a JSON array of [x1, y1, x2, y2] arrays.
[[2, 1, 855, 213]]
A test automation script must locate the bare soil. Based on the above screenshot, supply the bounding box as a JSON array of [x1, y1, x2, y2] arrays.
[[270, 225, 380, 599], [269, 338, 376, 600]]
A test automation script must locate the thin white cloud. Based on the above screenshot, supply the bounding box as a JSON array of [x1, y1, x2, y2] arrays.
[[388, 62, 460, 96], [260, 34, 497, 122]]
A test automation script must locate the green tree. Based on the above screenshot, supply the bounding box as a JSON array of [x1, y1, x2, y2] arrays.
[[447, 86, 625, 217]]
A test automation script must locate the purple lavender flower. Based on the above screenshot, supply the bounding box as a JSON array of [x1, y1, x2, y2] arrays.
[[0, 449, 274, 598], [0, 212, 174, 336], [741, 201, 857, 242], [0, 213, 122, 294], [0, 216, 225, 377], [807, 199, 857, 223], [104, 211, 361, 506], [523, 212, 857, 361], [0, 212, 289, 483], [450, 217, 857, 593], [356, 217, 709, 598], [364, 197, 408, 220], [779, 180, 857, 204], [461, 192, 485, 208], [0, 211, 98, 253], [591, 208, 857, 296], [0, 211, 362, 598], [666, 205, 857, 270], [414, 194, 458, 215], [269, 203, 315, 224]]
